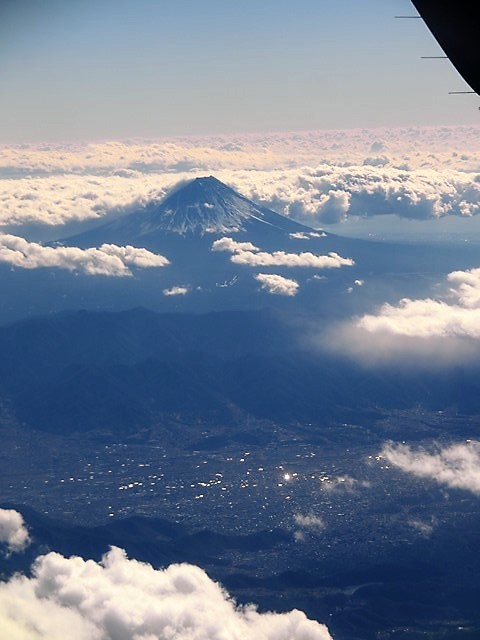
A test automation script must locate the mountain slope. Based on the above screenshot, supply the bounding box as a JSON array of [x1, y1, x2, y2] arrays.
[[2, 307, 480, 434], [66, 176, 313, 247], [1, 177, 479, 325]]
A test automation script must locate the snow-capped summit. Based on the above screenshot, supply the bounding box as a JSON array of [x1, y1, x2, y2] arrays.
[[148, 176, 308, 236], [65, 176, 313, 247]]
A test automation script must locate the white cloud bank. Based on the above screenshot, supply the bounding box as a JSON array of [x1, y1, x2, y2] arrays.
[[327, 265, 480, 365], [381, 440, 480, 495], [2, 127, 480, 231], [0, 545, 333, 640], [0, 509, 30, 553], [0, 234, 169, 276], [255, 273, 299, 296]]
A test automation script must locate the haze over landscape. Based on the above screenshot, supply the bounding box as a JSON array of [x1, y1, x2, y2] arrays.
[[1, 2, 480, 639]]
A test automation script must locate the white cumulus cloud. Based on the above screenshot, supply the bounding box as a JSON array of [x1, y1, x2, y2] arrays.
[[357, 297, 480, 338], [211, 237, 260, 253], [233, 250, 353, 269], [255, 273, 299, 296], [380, 440, 480, 495], [0, 545, 333, 640], [327, 265, 480, 365], [0, 234, 169, 276], [212, 237, 353, 270], [163, 285, 189, 296], [0, 509, 30, 554]]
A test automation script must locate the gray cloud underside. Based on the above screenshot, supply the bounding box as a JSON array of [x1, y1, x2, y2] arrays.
[[0, 545, 333, 640]]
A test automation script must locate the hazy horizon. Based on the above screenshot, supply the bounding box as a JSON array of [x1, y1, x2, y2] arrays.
[[1, 0, 478, 143]]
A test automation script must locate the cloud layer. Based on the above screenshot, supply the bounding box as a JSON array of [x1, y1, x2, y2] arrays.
[[0, 545, 333, 640], [0, 234, 169, 276], [0, 509, 30, 553], [2, 127, 479, 175], [381, 441, 480, 495], [2, 127, 480, 231]]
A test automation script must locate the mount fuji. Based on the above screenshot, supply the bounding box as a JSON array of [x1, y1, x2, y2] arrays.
[[65, 176, 314, 246], [1, 176, 478, 324]]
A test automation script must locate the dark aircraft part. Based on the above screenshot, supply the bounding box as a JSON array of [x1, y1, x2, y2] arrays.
[[411, 1, 480, 95]]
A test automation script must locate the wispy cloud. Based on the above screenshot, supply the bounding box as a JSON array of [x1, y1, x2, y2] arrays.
[[407, 518, 436, 538], [0, 234, 169, 276], [0, 544, 333, 640], [293, 513, 325, 542], [255, 273, 299, 296], [321, 475, 370, 493], [380, 440, 480, 495]]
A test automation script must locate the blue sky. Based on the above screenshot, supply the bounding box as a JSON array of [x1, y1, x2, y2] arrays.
[[0, 0, 478, 142]]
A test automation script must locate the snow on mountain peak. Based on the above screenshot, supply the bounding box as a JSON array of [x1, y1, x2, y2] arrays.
[[63, 176, 314, 247], [136, 176, 311, 236]]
